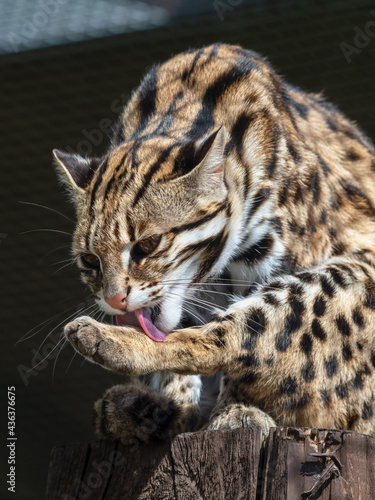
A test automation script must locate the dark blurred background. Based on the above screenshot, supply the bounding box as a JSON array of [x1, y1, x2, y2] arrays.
[[1, 0, 375, 498]]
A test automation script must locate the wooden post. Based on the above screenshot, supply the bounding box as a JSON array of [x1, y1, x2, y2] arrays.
[[46, 428, 375, 499]]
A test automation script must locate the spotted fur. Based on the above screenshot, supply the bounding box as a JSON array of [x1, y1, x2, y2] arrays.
[[55, 43, 375, 441]]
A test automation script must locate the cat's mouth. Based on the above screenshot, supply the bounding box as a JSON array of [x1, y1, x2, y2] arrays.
[[115, 307, 166, 342]]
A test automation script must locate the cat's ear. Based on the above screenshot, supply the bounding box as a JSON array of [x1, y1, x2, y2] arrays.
[[183, 126, 226, 192], [53, 150, 102, 199]]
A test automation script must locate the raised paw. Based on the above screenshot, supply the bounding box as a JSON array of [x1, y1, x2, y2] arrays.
[[64, 316, 108, 365], [208, 403, 276, 439], [64, 316, 157, 375], [94, 383, 182, 443]]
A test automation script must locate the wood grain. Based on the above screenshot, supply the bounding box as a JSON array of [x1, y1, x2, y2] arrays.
[[46, 428, 375, 499]]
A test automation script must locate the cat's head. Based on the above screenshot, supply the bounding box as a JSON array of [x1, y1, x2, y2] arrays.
[[53, 128, 231, 340]]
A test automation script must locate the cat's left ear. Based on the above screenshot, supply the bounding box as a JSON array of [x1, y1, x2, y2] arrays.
[[183, 126, 226, 192], [53, 150, 102, 201]]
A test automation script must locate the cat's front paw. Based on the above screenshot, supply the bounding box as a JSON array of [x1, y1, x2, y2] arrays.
[[65, 316, 128, 371], [64, 316, 152, 374]]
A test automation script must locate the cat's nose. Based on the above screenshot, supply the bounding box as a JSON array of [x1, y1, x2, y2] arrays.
[[104, 292, 128, 310]]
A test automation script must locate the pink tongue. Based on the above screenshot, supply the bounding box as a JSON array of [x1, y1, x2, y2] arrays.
[[116, 308, 166, 342], [136, 308, 167, 342]]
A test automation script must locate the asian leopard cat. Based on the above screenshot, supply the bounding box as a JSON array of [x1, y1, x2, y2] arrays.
[[53, 43, 375, 442]]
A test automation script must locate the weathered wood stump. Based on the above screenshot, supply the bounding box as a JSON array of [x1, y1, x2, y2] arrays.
[[47, 428, 375, 500]]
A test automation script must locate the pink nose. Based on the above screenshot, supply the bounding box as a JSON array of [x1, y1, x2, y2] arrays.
[[104, 292, 128, 310]]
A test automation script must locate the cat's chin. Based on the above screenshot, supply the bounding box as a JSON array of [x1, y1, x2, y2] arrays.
[[116, 307, 167, 342]]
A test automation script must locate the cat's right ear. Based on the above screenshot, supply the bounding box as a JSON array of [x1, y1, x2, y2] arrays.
[[52, 150, 101, 202]]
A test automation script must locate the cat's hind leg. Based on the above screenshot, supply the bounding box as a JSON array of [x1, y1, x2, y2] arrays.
[[94, 374, 203, 443]]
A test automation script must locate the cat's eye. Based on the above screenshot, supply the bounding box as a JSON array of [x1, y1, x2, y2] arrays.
[[130, 236, 161, 264], [80, 253, 100, 269], [136, 235, 161, 256]]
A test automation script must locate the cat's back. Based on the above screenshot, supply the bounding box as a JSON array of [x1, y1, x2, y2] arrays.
[[119, 43, 276, 141], [118, 43, 375, 189]]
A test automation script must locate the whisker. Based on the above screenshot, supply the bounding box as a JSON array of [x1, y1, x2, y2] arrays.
[[92, 310, 100, 320], [50, 258, 74, 267], [162, 277, 251, 284], [167, 295, 216, 319], [17, 314, 60, 344], [33, 310, 83, 356], [27, 336, 66, 372], [58, 295, 90, 305], [52, 262, 74, 275], [166, 291, 266, 336], [165, 292, 228, 346], [92, 309, 106, 323], [162, 277, 283, 290], [162, 278, 254, 286], [166, 288, 224, 312], [37, 244, 71, 265], [65, 351, 78, 375], [20, 228, 72, 236], [178, 302, 225, 348], [52, 337, 68, 382], [186, 288, 233, 298], [164, 290, 217, 314], [34, 303, 97, 359], [17, 298, 93, 344], [99, 312, 107, 323], [19, 201, 75, 223], [161, 280, 235, 298], [183, 293, 224, 312]]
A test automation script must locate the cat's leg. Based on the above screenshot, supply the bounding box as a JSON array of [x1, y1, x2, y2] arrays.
[[207, 379, 276, 440], [66, 254, 375, 435], [94, 373, 203, 442], [94, 377, 182, 442], [64, 313, 238, 376], [94, 310, 209, 442]]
